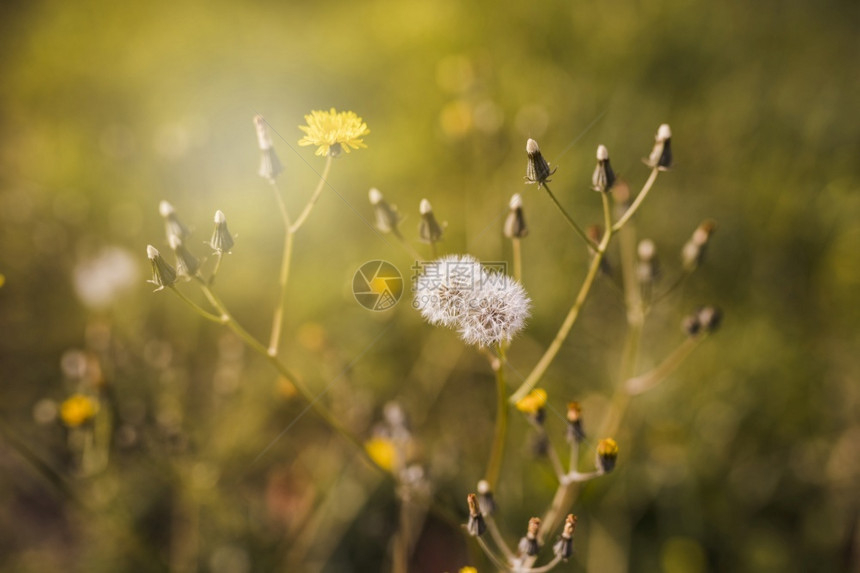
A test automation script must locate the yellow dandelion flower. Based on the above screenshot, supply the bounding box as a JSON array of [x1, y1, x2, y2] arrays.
[[60, 394, 99, 428], [298, 108, 369, 157], [515, 388, 547, 415], [460, 568, 478, 573], [365, 436, 396, 472]]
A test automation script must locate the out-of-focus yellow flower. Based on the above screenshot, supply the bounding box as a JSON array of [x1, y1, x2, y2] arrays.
[[365, 436, 396, 472], [460, 567, 478, 573], [515, 388, 547, 415], [60, 394, 99, 427], [298, 108, 369, 157]]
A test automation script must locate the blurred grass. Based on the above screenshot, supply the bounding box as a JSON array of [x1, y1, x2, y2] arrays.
[[1, 0, 859, 571]]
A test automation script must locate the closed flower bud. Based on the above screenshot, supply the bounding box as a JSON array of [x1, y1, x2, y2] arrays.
[[566, 401, 586, 444], [553, 514, 577, 560], [681, 220, 717, 271], [697, 305, 722, 333], [596, 438, 619, 473], [644, 123, 672, 170], [418, 198, 445, 243], [209, 210, 235, 253], [591, 144, 616, 192], [147, 245, 177, 291], [518, 517, 541, 557], [254, 115, 284, 181], [159, 200, 190, 241], [503, 193, 529, 239], [466, 493, 486, 537], [169, 234, 200, 279], [477, 479, 496, 516], [636, 239, 660, 285], [525, 138, 556, 187], [369, 188, 402, 236]]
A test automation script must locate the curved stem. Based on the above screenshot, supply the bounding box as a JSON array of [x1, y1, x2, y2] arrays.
[[512, 238, 522, 283], [611, 167, 659, 232], [485, 514, 517, 563], [626, 335, 704, 395], [268, 229, 294, 356], [485, 346, 509, 491], [477, 536, 513, 572], [289, 155, 333, 233], [508, 217, 612, 404], [169, 286, 225, 324], [542, 183, 598, 249]]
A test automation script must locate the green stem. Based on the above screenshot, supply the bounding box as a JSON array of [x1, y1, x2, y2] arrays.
[[512, 238, 522, 283], [268, 178, 294, 356], [611, 167, 660, 232], [169, 286, 225, 324], [626, 336, 704, 395], [484, 346, 508, 491], [542, 183, 598, 249], [289, 155, 333, 233], [208, 252, 223, 286], [508, 198, 613, 404]]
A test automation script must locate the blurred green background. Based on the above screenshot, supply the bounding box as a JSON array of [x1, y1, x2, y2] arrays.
[[1, 0, 859, 571]]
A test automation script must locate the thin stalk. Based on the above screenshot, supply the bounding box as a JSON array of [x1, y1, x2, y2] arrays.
[[542, 183, 598, 249], [528, 419, 565, 483], [485, 514, 517, 562], [477, 536, 513, 572], [169, 286, 225, 324], [626, 336, 704, 395], [512, 238, 522, 283], [508, 197, 613, 404], [529, 554, 564, 573], [268, 177, 294, 356], [485, 346, 509, 490], [611, 167, 659, 232], [208, 251, 223, 285], [289, 155, 333, 233]]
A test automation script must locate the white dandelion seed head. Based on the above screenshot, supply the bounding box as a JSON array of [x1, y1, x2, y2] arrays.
[[413, 254, 486, 327], [457, 272, 530, 347]]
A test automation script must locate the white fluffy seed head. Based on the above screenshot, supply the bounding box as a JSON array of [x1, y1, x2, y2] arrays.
[[457, 272, 531, 347], [159, 200, 174, 218], [214, 210, 226, 224], [596, 144, 609, 161], [146, 245, 159, 259], [526, 138, 540, 155], [509, 193, 523, 209], [368, 187, 383, 205], [657, 123, 672, 141], [419, 198, 432, 215]]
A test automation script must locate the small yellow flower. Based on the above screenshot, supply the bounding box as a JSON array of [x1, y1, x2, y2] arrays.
[[60, 394, 99, 428], [515, 388, 547, 415], [365, 436, 396, 472], [460, 567, 478, 573], [298, 108, 369, 157], [597, 437, 619, 457]]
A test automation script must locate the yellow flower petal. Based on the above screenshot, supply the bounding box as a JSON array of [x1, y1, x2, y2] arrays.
[[515, 388, 547, 415], [60, 394, 99, 428], [298, 108, 369, 157]]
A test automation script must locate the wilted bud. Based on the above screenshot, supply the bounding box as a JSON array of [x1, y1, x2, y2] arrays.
[[591, 144, 616, 193], [254, 115, 284, 181], [636, 239, 660, 285], [418, 199, 445, 243], [147, 245, 177, 291], [525, 138, 556, 187], [596, 438, 619, 474], [209, 210, 235, 253], [169, 234, 200, 279], [681, 220, 717, 271], [518, 517, 542, 557], [477, 479, 496, 516], [465, 493, 486, 537], [553, 514, 577, 560], [644, 123, 672, 170], [566, 401, 585, 444], [369, 188, 402, 236], [503, 193, 529, 239], [159, 200, 190, 241]]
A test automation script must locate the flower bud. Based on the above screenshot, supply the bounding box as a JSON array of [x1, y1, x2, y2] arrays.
[[518, 517, 541, 557], [636, 238, 660, 285], [644, 123, 672, 170], [503, 193, 529, 239], [254, 115, 283, 181], [553, 514, 577, 560], [525, 138, 556, 187], [596, 438, 619, 473], [159, 200, 190, 241], [566, 401, 586, 444], [209, 210, 235, 253], [697, 305, 722, 333], [681, 220, 717, 271], [515, 388, 547, 424], [418, 199, 445, 243], [169, 234, 200, 279], [591, 144, 616, 192], [477, 479, 496, 516], [465, 493, 486, 537], [147, 245, 177, 291], [369, 188, 402, 236]]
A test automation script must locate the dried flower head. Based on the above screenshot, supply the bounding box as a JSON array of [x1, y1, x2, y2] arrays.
[[465, 493, 486, 537], [553, 514, 578, 560], [60, 394, 99, 428], [209, 210, 235, 254], [147, 245, 177, 291], [644, 123, 672, 170], [418, 198, 445, 243], [596, 438, 619, 473], [254, 115, 284, 181], [503, 193, 529, 239], [525, 138, 556, 187], [592, 144, 616, 193], [518, 517, 542, 557], [298, 108, 369, 157]]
